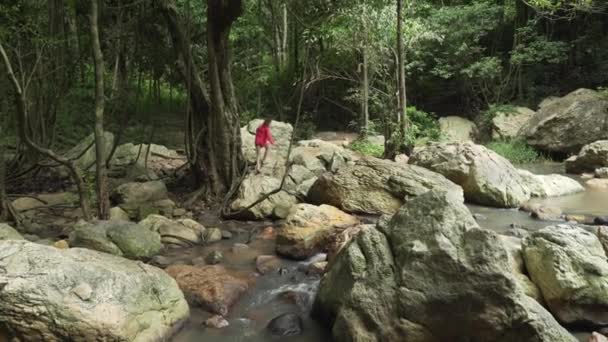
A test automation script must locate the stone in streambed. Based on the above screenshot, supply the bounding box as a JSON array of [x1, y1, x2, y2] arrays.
[[205, 315, 229, 329], [256, 255, 282, 275], [205, 250, 223, 265], [267, 313, 303, 336]]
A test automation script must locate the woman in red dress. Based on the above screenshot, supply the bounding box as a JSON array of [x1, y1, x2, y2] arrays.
[[254, 119, 275, 173]]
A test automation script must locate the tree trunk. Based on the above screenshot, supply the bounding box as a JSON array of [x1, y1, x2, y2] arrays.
[[361, 16, 370, 135], [397, 0, 407, 137], [205, 0, 246, 195], [0, 43, 92, 221], [90, 0, 110, 220], [0, 121, 7, 222]]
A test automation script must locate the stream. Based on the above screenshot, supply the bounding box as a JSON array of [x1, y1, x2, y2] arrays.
[[2, 162, 607, 341]]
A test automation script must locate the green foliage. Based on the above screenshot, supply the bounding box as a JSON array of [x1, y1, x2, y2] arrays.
[[294, 113, 317, 141], [349, 138, 384, 158], [481, 104, 517, 125], [486, 139, 546, 164], [405, 106, 442, 146]]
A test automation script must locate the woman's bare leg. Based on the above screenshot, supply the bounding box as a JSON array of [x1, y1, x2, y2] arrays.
[[255, 145, 262, 173], [261, 145, 270, 167]]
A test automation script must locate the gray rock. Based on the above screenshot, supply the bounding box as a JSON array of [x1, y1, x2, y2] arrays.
[[439, 116, 477, 142], [205, 250, 224, 265], [0, 223, 24, 240], [596, 167, 608, 179], [204, 228, 223, 243], [517, 169, 584, 198], [566, 140, 608, 174], [309, 157, 462, 215], [139, 215, 205, 247], [229, 174, 298, 220], [241, 119, 293, 165], [109, 207, 130, 221], [63, 132, 114, 171], [410, 142, 530, 207], [492, 107, 535, 140], [521, 89, 608, 153], [313, 190, 575, 342], [111, 180, 169, 216], [523, 224, 608, 326], [267, 313, 303, 336], [0, 240, 189, 341]]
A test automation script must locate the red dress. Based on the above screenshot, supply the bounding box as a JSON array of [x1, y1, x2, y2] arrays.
[[255, 124, 275, 147]]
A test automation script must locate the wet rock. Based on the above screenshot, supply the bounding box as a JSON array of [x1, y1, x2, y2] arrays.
[[309, 157, 461, 215], [257, 227, 276, 240], [165, 265, 250, 316], [205, 251, 223, 265], [256, 255, 282, 275], [587, 178, 608, 190], [231, 243, 250, 253], [590, 332, 608, 342], [595, 217, 608, 225], [410, 142, 530, 207], [521, 89, 608, 153], [596, 167, 608, 179], [0, 240, 189, 341], [276, 204, 359, 259], [279, 291, 310, 311], [205, 315, 229, 329], [267, 313, 303, 336], [221, 230, 233, 239], [522, 203, 563, 221], [109, 207, 130, 221], [53, 240, 69, 249], [472, 213, 487, 221], [204, 228, 223, 243], [491, 106, 535, 140], [439, 116, 476, 142], [0, 223, 24, 241], [150, 255, 172, 268], [306, 261, 327, 275], [523, 224, 608, 326], [313, 190, 575, 342]]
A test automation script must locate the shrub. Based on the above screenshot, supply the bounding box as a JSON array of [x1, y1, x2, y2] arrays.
[[486, 139, 546, 164], [349, 138, 384, 158]]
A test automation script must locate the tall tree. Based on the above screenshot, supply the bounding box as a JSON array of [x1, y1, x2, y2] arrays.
[[89, 0, 109, 219], [396, 0, 407, 145], [205, 0, 246, 195]]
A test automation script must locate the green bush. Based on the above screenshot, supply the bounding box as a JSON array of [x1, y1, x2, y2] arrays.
[[349, 138, 384, 158], [481, 104, 517, 125], [406, 106, 441, 145], [486, 139, 546, 164]]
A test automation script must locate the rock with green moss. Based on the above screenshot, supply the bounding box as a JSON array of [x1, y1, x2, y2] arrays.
[[313, 190, 575, 342], [0, 239, 188, 341], [69, 221, 161, 259], [523, 224, 608, 326]]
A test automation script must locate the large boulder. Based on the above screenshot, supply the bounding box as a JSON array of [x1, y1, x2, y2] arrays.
[[521, 89, 608, 153], [112, 143, 181, 167], [492, 106, 535, 140], [241, 119, 293, 164], [139, 214, 205, 247], [0, 223, 23, 240], [565, 140, 608, 174], [410, 142, 531, 207], [11, 192, 78, 212], [523, 224, 608, 326], [276, 204, 359, 259], [0, 240, 189, 341], [309, 157, 462, 215], [439, 116, 476, 142], [63, 132, 115, 171], [518, 170, 584, 197], [165, 265, 250, 316], [229, 174, 298, 220], [313, 190, 575, 342], [69, 220, 162, 259], [110, 180, 171, 219]]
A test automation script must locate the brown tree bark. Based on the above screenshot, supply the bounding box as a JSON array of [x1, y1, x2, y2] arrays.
[[397, 0, 408, 138], [0, 43, 92, 221], [0, 121, 7, 222], [89, 0, 110, 219], [205, 0, 246, 195]]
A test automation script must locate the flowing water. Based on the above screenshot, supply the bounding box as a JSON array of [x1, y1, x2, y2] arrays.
[[2, 162, 607, 341]]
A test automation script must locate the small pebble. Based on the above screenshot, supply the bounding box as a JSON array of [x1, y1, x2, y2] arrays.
[[205, 315, 229, 329]]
